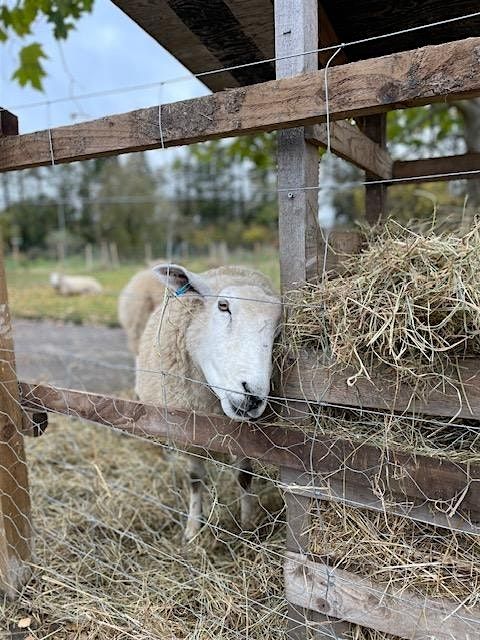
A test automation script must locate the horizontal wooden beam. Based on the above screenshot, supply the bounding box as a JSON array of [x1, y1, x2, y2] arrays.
[[393, 152, 480, 183], [285, 552, 480, 640], [306, 121, 393, 179], [281, 468, 479, 535], [18, 382, 480, 518], [1, 37, 480, 172], [283, 352, 480, 421]]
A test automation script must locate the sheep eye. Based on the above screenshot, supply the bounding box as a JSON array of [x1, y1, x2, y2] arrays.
[[218, 300, 230, 313]]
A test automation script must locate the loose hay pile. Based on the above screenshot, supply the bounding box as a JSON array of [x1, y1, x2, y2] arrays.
[[282, 222, 480, 637], [1, 417, 286, 639], [285, 222, 480, 390], [0, 417, 410, 640]]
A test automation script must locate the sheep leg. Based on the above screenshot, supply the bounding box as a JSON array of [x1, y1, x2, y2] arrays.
[[184, 456, 206, 542], [237, 458, 255, 531]]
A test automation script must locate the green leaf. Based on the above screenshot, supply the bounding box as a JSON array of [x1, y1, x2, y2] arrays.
[[11, 42, 48, 90]]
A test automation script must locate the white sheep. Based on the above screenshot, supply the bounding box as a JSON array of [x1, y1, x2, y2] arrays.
[[50, 272, 103, 296], [136, 264, 281, 541], [118, 268, 166, 354]]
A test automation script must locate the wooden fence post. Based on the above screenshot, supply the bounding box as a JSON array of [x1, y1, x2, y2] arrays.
[[358, 114, 388, 224], [274, 5, 348, 638], [275, 0, 319, 291], [0, 114, 32, 595]]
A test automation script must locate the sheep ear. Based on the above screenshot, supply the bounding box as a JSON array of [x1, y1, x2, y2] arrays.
[[152, 264, 212, 299]]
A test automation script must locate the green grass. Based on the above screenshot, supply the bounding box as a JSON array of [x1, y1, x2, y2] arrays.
[[6, 248, 280, 326]]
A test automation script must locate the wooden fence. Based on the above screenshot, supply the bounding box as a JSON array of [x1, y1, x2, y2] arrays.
[[1, 2, 480, 636]]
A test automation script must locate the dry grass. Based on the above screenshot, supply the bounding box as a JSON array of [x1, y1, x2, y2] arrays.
[[310, 500, 480, 609], [306, 408, 480, 465], [0, 415, 417, 640], [1, 417, 287, 639], [285, 222, 480, 391]]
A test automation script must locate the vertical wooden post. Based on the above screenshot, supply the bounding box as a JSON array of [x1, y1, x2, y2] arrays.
[[0, 111, 32, 596], [274, 7, 346, 639], [275, 0, 319, 292], [358, 114, 388, 224], [282, 468, 350, 639]]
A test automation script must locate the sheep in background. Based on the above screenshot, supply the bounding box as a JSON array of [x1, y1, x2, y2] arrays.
[[136, 264, 281, 541], [118, 268, 166, 354], [50, 272, 103, 296]]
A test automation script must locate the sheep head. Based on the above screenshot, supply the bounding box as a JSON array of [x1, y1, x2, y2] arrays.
[[153, 264, 281, 421]]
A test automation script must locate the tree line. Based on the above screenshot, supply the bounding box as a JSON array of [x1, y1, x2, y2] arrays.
[[1, 103, 479, 263]]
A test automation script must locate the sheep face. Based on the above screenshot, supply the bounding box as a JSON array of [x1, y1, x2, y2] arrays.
[[153, 265, 281, 421]]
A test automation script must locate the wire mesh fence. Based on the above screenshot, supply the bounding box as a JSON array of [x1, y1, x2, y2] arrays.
[[2, 11, 480, 636], [1, 237, 480, 639]]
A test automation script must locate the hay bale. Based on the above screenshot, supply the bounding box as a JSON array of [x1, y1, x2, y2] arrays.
[[285, 223, 480, 390]]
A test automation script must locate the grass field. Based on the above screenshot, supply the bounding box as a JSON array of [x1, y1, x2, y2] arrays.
[[6, 249, 280, 326]]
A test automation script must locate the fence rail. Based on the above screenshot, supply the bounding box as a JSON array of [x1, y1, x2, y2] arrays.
[[1, 36, 480, 173], [18, 381, 480, 533]]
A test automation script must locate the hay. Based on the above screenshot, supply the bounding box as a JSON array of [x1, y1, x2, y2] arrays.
[[285, 222, 480, 391], [309, 500, 480, 609], [0, 416, 415, 640], [307, 408, 480, 465], [1, 417, 286, 639]]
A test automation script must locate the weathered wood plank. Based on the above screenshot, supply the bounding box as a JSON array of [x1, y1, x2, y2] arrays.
[[283, 352, 480, 422], [281, 469, 312, 554], [393, 152, 480, 183], [305, 121, 393, 179], [0, 244, 31, 596], [1, 37, 480, 172], [285, 552, 480, 640], [275, 0, 319, 290], [18, 382, 480, 525], [112, 0, 275, 91], [358, 114, 388, 224], [282, 468, 351, 639], [282, 468, 480, 535]]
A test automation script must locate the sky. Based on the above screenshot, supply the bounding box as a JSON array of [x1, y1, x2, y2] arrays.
[[0, 0, 210, 164]]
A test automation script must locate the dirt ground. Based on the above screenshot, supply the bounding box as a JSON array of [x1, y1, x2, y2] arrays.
[[14, 319, 135, 394]]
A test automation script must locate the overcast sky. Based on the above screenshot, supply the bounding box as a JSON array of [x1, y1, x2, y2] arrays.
[[0, 0, 210, 164]]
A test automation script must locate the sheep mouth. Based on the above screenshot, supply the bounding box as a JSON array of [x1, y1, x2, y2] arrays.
[[228, 401, 266, 422]]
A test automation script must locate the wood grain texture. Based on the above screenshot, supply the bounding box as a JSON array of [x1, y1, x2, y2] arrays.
[[283, 352, 480, 421], [1, 37, 480, 172], [112, 0, 274, 90], [282, 468, 480, 535], [275, 0, 319, 291], [285, 552, 480, 640], [393, 152, 480, 182], [358, 114, 388, 224], [0, 247, 31, 596], [305, 121, 393, 179], [320, 0, 480, 63], [281, 466, 351, 639], [18, 382, 480, 526], [111, 0, 239, 91]]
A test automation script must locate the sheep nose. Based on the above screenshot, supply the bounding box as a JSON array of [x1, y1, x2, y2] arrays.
[[241, 382, 263, 412]]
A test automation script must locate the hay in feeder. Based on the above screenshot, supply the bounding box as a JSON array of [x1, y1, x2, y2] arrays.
[[307, 408, 480, 465], [284, 222, 480, 391], [309, 500, 480, 609]]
